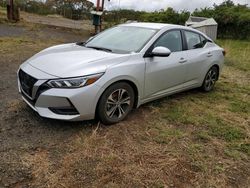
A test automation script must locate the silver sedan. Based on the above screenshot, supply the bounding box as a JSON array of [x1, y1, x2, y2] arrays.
[[18, 23, 225, 124]]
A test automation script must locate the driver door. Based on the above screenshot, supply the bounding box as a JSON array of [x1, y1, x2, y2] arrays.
[[144, 30, 187, 98]]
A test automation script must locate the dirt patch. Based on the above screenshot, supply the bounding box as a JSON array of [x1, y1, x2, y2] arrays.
[[21, 11, 92, 31], [0, 24, 25, 37]]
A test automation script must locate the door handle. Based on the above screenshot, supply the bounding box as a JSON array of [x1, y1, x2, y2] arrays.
[[207, 52, 213, 57], [179, 58, 187, 64]]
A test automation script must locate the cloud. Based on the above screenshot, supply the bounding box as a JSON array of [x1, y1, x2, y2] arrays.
[[89, 0, 249, 12]]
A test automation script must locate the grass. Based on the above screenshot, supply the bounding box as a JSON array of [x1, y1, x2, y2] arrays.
[[0, 6, 5, 13], [153, 39, 250, 145], [153, 127, 185, 144], [137, 38, 249, 186], [207, 118, 245, 142], [0, 15, 249, 187], [217, 39, 250, 71], [0, 6, 7, 23]]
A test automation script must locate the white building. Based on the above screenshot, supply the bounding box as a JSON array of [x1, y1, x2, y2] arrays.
[[185, 16, 218, 41]]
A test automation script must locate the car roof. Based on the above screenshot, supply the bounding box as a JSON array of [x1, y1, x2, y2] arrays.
[[120, 22, 186, 30], [120, 22, 213, 41]]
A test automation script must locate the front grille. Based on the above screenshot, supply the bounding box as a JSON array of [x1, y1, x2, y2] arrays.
[[21, 84, 50, 106], [35, 84, 50, 99], [19, 69, 50, 106], [21, 91, 35, 106], [19, 69, 38, 98]]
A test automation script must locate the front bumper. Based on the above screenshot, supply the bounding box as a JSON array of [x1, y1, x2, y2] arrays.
[[18, 70, 104, 121]]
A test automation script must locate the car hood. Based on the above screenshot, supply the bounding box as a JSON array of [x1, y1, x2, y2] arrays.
[[26, 43, 130, 78]]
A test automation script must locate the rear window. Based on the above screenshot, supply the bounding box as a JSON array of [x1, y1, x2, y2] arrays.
[[185, 31, 207, 50]]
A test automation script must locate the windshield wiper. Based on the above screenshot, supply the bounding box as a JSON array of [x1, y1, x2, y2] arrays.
[[76, 41, 86, 46], [86, 46, 113, 52]]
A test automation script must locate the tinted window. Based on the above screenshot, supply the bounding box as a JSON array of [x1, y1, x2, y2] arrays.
[[185, 31, 204, 49], [154, 30, 182, 52]]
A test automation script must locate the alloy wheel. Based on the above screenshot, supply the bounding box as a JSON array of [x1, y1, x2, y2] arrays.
[[105, 89, 131, 119], [204, 68, 218, 91]]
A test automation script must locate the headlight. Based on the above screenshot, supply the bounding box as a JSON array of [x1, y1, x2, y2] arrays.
[[47, 73, 104, 88]]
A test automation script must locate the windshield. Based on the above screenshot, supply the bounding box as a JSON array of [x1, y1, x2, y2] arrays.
[[85, 26, 158, 53]]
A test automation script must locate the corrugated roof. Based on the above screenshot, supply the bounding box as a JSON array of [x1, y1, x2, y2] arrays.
[[186, 16, 217, 27], [189, 16, 207, 22], [192, 18, 217, 28]]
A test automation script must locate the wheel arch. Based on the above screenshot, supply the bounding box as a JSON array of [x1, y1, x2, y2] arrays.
[[210, 64, 220, 80], [94, 77, 141, 118]]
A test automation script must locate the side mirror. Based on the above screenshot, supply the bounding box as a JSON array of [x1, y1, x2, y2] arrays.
[[151, 46, 171, 57]]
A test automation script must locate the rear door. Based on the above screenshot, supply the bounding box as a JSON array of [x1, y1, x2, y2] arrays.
[[182, 30, 212, 85]]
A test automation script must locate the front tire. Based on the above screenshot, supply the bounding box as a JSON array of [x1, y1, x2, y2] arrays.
[[97, 82, 135, 125], [201, 66, 219, 92]]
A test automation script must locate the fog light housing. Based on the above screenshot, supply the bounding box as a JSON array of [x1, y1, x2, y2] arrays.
[[48, 99, 79, 115]]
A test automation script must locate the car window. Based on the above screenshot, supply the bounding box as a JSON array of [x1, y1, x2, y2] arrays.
[[200, 35, 207, 47], [154, 30, 182, 52], [185, 31, 204, 49]]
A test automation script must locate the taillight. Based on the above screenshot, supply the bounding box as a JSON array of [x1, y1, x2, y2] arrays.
[[222, 50, 226, 56]]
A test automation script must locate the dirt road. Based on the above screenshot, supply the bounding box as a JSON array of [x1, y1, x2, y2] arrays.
[[21, 11, 93, 31]]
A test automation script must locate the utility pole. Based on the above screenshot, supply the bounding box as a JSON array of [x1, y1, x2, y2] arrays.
[[96, 0, 100, 11], [100, 0, 105, 31], [97, 0, 105, 32], [6, 0, 19, 21], [7, 0, 14, 20], [92, 0, 110, 34]]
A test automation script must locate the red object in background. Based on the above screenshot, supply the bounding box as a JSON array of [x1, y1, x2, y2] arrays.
[[96, 0, 106, 11], [96, 0, 100, 11], [94, 0, 110, 34]]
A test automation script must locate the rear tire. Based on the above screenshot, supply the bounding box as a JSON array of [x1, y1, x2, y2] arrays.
[[201, 66, 219, 92], [97, 82, 135, 125]]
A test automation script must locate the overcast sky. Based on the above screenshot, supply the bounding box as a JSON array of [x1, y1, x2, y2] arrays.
[[89, 0, 249, 12]]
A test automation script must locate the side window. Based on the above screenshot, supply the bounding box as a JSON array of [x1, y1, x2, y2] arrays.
[[154, 30, 182, 52], [200, 35, 207, 47], [185, 31, 204, 49]]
